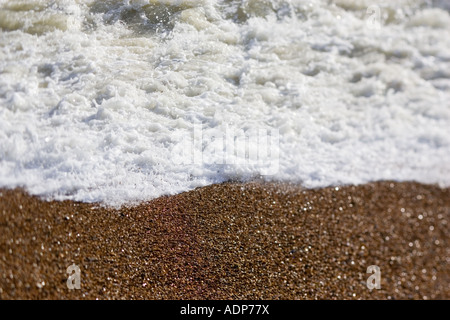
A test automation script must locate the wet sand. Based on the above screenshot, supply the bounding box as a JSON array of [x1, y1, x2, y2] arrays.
[[0, 181, 449, 299]]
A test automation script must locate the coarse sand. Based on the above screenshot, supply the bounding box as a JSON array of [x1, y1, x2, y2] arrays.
[[0, 181, 448, 299]]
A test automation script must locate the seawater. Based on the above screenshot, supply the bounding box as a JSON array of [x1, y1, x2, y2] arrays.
[[0, 0, 449, 206]]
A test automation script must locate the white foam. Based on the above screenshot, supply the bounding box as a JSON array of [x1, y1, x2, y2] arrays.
[[0, 0, 449, 206]]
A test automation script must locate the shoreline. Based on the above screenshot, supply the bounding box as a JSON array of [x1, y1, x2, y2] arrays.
[[1, 181, 449, 299]]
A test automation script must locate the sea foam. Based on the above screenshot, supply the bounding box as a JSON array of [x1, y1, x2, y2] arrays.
[[0, 0, 449, 206]]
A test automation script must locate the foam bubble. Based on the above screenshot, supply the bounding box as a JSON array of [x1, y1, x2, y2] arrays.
[[0, 0, 449, 206]]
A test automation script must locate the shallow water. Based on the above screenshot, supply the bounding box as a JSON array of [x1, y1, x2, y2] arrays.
[[0, 0, 449, 206]]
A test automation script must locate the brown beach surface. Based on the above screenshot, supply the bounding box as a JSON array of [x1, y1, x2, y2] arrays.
[[0, 181, 449, 300]]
